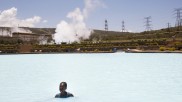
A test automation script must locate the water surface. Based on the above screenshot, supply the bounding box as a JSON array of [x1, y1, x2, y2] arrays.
[[0, 53, 182, 102]]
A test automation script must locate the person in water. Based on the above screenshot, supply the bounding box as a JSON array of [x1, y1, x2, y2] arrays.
[[55, 82, 74, 98]]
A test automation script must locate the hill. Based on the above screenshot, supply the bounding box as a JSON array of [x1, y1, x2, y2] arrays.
[[0, 26, 182, 53], [91, 27, 182, 42]]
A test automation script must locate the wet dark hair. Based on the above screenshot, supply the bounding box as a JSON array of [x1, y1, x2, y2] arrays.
[[60, 82, 67, 88]]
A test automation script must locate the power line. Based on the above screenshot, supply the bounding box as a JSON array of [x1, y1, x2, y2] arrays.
[[144, 16, 152, 31]]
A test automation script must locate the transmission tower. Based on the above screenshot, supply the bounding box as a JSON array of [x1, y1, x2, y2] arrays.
[[121, 20, 125, 32], [105, 19, 108, 31], [167, 23, 171, 32], [174, 8, 182, 27], [144, 16, 152, 31], [1, 28, 3, 36]]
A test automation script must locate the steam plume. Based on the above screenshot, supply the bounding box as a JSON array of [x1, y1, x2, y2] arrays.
[[0, 7, 41, 27], [0, 7, 41, 36], [54, 0, 103, 43]]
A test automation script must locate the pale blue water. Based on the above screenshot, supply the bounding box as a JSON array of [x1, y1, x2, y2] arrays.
[[0, 53, 182, 102]]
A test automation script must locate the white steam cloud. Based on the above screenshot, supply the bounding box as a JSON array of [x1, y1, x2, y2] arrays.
[[54, 0, 103, 43], [0, 7, 42, 36], [0, 7, 41, 27]]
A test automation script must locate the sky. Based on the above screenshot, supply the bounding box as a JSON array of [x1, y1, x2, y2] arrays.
[[0, 0, 182, 32]]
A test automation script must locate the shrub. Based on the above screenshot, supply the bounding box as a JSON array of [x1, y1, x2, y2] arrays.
[[167, 47, 176, 51], [159, 47, 166, 51]]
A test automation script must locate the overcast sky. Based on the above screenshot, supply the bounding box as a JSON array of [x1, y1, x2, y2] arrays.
[[0, 0, 182, 32]]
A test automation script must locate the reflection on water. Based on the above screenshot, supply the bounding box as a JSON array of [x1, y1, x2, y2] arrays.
[[0, 53, 182, 102]]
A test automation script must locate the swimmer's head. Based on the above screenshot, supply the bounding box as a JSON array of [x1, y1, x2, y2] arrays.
[[59, 82, 67, 92]]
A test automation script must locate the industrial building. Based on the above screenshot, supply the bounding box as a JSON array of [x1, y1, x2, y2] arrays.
[[0, 27, 54, 44], [12, 32, 52, 44]]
